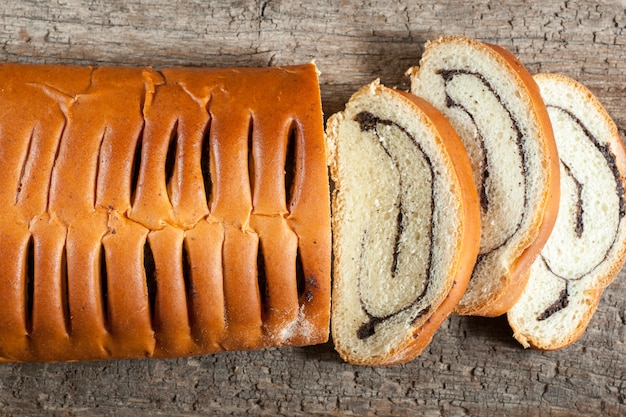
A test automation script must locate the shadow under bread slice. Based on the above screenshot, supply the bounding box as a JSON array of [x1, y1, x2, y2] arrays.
[[407, 36, 560, 317], [507, 74, 626, 350], [327, 80, 480, 366]]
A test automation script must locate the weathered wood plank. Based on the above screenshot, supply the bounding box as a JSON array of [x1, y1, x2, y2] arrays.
[[0, 0, 625, 416]]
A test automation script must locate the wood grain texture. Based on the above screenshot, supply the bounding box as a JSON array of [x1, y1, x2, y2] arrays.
[[0, 0, 625, 416]]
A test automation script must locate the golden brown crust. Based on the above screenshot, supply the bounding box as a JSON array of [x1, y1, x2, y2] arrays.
[[0, 63, 330, 362]]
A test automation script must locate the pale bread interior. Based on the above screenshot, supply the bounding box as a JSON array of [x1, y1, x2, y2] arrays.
[[508, 263, 599, 349], [541, 106, 620, 280]]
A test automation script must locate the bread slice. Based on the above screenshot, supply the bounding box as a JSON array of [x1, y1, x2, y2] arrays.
[[327, 80, 480, 365], [507, 74, 626, 350], [407, 36, 560, 316]]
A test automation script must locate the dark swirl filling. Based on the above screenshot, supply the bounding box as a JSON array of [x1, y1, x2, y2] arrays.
[[537, 105, 625, 320], [561, 162, 584, 238], [437, 69, 529, 259], [354, 111, 434, 340], [537, 275, 569, 321]]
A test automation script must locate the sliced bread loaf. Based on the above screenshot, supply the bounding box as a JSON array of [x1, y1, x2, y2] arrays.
[[507, 74, 626, 350], [327, 80, 480, 365], [407, 36, 560, 316]]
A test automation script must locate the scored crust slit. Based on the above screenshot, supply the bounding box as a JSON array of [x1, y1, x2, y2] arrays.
[[507, 74, 626, 350], [327, 80, 480, 366], [0, 62, 330, 362], [407, 36, 560, 317]]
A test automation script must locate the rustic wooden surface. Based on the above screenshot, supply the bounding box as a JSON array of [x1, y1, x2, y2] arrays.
[[0, 1, 625, 416]]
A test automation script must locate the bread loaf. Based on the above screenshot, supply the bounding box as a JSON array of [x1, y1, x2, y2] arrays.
[[507, 74, 626, 349], [407, 36, 560, 317], [0, 63, 330, 362], [327, 80, 480, 365]]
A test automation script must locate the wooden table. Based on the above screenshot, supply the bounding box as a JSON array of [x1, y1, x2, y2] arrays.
[[0, 1, 624, 416]]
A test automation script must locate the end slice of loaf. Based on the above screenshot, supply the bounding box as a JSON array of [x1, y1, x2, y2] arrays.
[[507, 74, 626, 350], [327, 80, 480, 365], [407, 36, 560, 316]]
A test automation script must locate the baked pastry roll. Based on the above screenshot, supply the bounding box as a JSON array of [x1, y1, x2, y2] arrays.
[[0, 63, 330, 362]]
